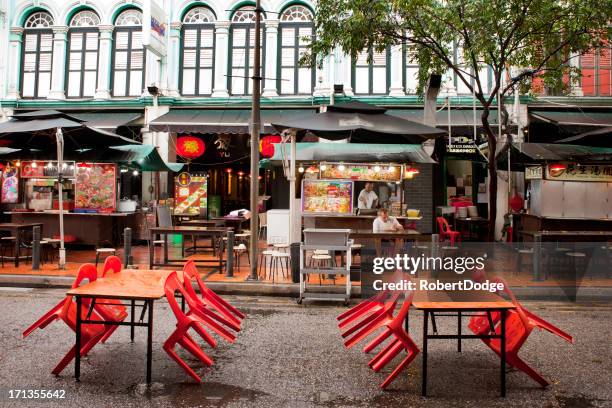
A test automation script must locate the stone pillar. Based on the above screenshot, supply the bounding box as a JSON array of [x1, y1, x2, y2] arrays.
[[48, 25, 68, 100], [341, 52, 353, 96], [262, 20, 278, 97], [212, 20, 229, 97], [389, 44, 405, 96], [166, 22, 182, 97], [6, 27, 23, 99], [94, 25, 113, 99]]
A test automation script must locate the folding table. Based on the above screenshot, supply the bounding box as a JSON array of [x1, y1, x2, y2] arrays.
[[67, 269, 180, 384], [411, 290, 516, 397], [0, 222, 43, 267]]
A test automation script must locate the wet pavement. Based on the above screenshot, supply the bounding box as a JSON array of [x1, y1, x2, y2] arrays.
[[0, 287, 610, 407]]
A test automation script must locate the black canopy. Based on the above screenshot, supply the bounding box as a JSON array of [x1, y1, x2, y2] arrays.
[[272, 101, 446, 143], [556, 126, 612, 147], [0, 110, 139, 152]]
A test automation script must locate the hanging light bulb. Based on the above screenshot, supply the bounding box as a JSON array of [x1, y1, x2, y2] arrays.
[[31, 162, 38, 168], [338, 164, 345, 171], [374, 165, 381, 172], [62, 163, 67, 169], [387, 165, 394, 173], [298, 166, 305, 173], [15, 160, 21, 167], [320, 164, 327, 171], [120, 168, 128, 173], [133, 170, 139, 176], [46, 162, 53, 169]]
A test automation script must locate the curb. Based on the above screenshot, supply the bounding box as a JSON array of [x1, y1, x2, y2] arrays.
[[0, 274, 609, 301]]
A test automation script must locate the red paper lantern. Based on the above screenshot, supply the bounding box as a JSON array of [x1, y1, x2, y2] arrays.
[[177, 136, 205, 160], [259, 135, 282, 158]]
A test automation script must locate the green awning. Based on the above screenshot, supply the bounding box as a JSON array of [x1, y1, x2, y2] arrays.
[[108, 145, 184, 172], [530, 111, 612, 127], [149, 109, 316, 134], [69, 112, 143, 130], [502, 142, 612, 164], [264, 142, 436, 163]]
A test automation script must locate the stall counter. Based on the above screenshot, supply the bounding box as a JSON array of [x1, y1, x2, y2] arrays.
[[302, 214, 422, 230], [7, 211, 138, 246]]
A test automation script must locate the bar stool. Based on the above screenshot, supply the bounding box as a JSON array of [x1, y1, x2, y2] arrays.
[[233, 243, 249, 268], [0, 236, 16, 267], [95, 247, 116, 268], [311, 253, 332, 285], [258, 249, 276, 279], [516, 247, 534, 274], [548, 246, 571, 278], [273, 243, 290, 254], [269, 251, 290, 283], [565, 251, 587, 280]]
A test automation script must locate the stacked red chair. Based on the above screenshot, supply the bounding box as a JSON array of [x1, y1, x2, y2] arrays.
[[163, 262, 246, 382], [163, 271, 224, 382], [338, 290, 420, 389], [23, 264, 111, 375], [468, 277, 573, 387]]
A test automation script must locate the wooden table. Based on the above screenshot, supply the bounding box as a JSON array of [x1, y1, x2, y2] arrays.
[[349, 229, 428, 255], [0, 222, 43, 267], [66, 269, 179, 384], [411, 290, 515, 397], [455, 217, 489, 241], [172, 213, 200, 225], [179, 220, 225, 253], [148, 226, 230, 271], [212, 216, 249, 231]]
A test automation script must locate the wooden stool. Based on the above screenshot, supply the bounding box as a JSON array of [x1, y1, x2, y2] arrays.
[[269, 251, 290, 283], [258, 249, 276, 279], [0, 236, 16, 267]]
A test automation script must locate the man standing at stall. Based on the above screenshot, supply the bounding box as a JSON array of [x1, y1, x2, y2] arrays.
[[358, 182, 378, 209]]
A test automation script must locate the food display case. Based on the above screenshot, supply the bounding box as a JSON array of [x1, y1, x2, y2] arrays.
[[75, 163, 117, 212], [21, 161, 76, 211], [302, 180, 353, 215], [174, 172, 208, 216]]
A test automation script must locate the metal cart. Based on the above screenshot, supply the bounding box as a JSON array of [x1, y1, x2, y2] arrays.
[[299, 228, 352, 305]]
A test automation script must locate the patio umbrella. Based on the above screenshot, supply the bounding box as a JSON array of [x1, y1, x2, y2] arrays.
[[271, 101, 447, 244], [555, 126, 612, 147], [0, 110, 140, 268]]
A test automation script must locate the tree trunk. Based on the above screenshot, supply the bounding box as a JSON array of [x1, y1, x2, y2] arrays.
[[481, 107, 497, 242]]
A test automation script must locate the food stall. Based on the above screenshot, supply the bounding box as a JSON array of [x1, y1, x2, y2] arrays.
[[5, 160, 136, 246]]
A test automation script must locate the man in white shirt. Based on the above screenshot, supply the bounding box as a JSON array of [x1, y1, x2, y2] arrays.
[[358, 182, 378, 209], [373, 208, 404, 233]]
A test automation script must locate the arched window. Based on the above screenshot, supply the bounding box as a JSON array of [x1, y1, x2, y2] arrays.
[[278, 5, 314, 95], [20, 11, 54, 98], [181, 6, 216, 96], [112, 9, 144, 96], [66, 10, 101, 98], [352, 48, 390, 95], [229, 5, 265, 95]]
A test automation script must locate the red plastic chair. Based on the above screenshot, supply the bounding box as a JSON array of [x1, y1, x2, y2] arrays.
[[468, 277, 573, 387], [163, 271, 217, 383], [101, 255, 123, 277], [183, 260, 245, 327], [342, 293, 401, 349], [436, 217, 461, 246], [362, 292, 420, 389], [337, 290, 390, 331]]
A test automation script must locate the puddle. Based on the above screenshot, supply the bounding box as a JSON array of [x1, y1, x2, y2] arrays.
[[556, 394, 606, 408], [130, 381, 268, 406]]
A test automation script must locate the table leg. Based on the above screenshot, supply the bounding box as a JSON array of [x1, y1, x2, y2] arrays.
[[163, 234, 168, 264], [14, 228, 20, 267], [130, 299, 135, 342], [146, 300, 154, 384], [457, 311, 462, 352], [500, 309, 507, 397], [149, 236, 154, 269], [422, 310, 428, 397], [218, 233, 223, 272], [75, 296, 81, 381]]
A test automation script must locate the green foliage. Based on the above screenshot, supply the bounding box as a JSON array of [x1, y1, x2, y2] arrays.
[[307, 0, 612, 105]]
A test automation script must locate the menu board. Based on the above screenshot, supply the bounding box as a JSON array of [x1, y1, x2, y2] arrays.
[[302, 180, 353, 214], [174, 172, 207, 215], [75, 163, 116, 212], [1, 167, 19, 203], [320, 164, 402, 182]]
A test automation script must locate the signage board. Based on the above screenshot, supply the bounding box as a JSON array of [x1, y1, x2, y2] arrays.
[[142, 0, 167, 57], [546, 163, 612, 182]]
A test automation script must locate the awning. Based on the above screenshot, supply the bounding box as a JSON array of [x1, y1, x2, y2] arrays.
[[263, 143, 436, 164], [388, 108, 499, 126], [69, 112, 143, 130], [501, 142, 612, 164], [530, 111, 612, 127], [149, 109, 315, 134], [556, 126, 612, 146]]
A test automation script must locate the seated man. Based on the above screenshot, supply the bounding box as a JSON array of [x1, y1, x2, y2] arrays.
[[373, 208, 404, 233]]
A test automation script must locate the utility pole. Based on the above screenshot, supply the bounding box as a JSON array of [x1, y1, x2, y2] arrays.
[[248, 0, 262, 280]]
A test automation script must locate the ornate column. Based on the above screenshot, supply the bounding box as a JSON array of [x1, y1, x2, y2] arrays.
[[212, 20, 229, 97], [262, 20, 278, 97], [48, 25, 68, 100], [6, 27, 23, 99], [94, 25, 113, 99], [389, 44, 405, 96], [165, 22, 182, 97]]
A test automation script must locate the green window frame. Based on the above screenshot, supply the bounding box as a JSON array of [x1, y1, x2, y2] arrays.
[[352, 48, 390, 95]]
